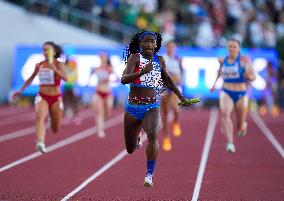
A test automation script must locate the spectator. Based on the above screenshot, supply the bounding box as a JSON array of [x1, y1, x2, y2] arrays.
[[195, 17, 216, 48]]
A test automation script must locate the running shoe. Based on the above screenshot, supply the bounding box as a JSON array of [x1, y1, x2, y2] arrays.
[[271, 105, 280, 117], [238, 122, 247, 137], [259, 105, 267, 117], [98, 131, 106, 138], [137, 133, 142, 149], [144, 173, 153, 187], [162, 137, 172, 151], [226, 143, 236, 153], [36, 141, 47, 153], [173, 122, 181, 137]]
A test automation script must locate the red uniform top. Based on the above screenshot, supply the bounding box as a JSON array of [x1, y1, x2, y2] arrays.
[[36, 61, 61, 86]]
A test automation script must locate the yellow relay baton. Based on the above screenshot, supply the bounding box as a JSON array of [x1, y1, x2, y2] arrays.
[[48, 47, 54, 64], [178, 98, 202, 106]]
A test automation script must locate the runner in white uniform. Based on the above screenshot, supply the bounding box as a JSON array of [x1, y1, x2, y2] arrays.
[[160, 40, 183, 151]]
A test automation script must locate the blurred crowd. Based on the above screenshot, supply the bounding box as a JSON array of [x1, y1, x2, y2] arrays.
[[26, 0, 284, 102], [12, 0, 284, 48], [28, 0, 284, 49]]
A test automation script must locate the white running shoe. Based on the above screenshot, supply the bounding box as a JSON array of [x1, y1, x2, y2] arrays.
[[144, 173, 153, 187], [137, 133, 142, 149], [98, 131, 106, 138], [36, 141, 47, 153], [226, 143, 236, 153]]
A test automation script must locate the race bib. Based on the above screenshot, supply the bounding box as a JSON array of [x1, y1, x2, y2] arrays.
[[38, 68, 55, 85], [222, 65, 240, 79], [96, 70, 109, 82]]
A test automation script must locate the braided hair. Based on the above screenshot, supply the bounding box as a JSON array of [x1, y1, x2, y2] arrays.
[[43, 41, 63, 59], [123, 31, 162, 65]]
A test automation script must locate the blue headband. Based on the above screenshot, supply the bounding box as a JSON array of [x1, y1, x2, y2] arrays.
[[139, 31, 157, 42]]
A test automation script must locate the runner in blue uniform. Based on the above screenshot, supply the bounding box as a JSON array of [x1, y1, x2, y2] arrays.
[[211, 39, 256, 153], [121, 31, 192, 187]]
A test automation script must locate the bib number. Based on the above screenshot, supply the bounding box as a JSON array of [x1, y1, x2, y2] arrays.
[[39, 68, 55, 85]]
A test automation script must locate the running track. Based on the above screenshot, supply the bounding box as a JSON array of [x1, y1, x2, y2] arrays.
[[0, 105, 283, 200]]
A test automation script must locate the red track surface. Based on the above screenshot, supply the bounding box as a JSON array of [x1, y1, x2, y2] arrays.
[[0, 106, 283, 201]]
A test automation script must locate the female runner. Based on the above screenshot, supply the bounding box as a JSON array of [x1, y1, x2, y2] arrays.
[[258, 61, 280, 117], [211, 39, 255, 153], [121, 31, 192, 187], [13, 42, 67, 153], [91, 52, 114, 138], [160, 40, 184, 151]]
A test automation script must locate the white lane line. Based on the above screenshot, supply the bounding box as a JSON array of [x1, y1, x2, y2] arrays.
[[0, 113, 123, 173], [191, 109, 218, 201], [0, 127, 35, 142], [250, 111, 284, 159], [61, 134, 147, 201], [0, 110, 93, 143], [61, 150, 128, 201]]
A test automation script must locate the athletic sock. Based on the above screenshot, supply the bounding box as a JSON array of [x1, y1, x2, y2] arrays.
[[146, 160, 156, 176]]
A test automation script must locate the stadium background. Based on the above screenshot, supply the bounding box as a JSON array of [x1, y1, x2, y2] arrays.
[[0, 1, 284, 201], [1, 0, 284, 110]]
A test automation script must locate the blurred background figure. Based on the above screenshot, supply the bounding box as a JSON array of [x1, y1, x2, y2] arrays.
[[210, 39, 256, 153], [279, 62, 284, 110], [12, 42, 67, 153], [160, 40, 183, 152], [258, 61, 280, 117], [63, 55, 79, 120], [90, 52, 114, 138]]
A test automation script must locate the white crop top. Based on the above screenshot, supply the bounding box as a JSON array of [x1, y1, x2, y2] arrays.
[[163, 54, 181, 76]]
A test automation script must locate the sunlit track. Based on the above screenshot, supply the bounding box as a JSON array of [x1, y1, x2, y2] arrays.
[[0, 106, 32, 117], [0, 111, 35, 127], [0, 109, 93, 142], [198, 112, 284, 201], [250, 111, 284, 159], [191, 109, 218, 201], [61, 135, 148, 201], [0, 107, 283, 201], [0, 113, 123, 173], [66, 109, 211, 201]]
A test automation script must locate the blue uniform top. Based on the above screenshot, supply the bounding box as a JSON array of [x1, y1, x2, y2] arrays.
[[130, 53, 163, 91], [221, 54, 245, 83]]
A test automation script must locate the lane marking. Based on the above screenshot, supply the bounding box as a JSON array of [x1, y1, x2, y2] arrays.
[[0, 127, 35, 143], [191, 109, 218, 201], [0, 109, 93, 143], [0, 113, 124, 173], [250, 111, 284, 159], [61, 134, 147, 201]]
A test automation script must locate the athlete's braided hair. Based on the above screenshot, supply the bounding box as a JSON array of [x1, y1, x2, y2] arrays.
[[123, 31, 162, 65]]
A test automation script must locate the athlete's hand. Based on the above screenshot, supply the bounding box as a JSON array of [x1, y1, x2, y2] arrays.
[[243, 71, 251, 81], [210, 86, 215, 93], [49, 63, 58, 71], [12, 91, 21, 101], [140, 60, 153, 75]]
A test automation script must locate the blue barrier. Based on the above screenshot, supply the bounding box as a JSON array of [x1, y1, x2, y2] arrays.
[[12, 46, 278, 101]]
